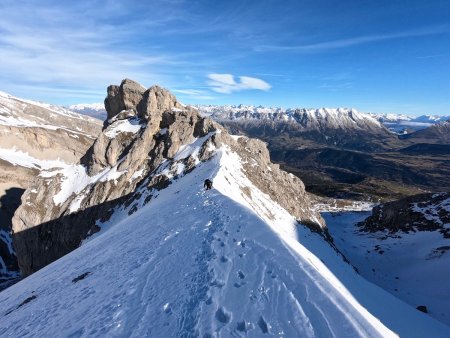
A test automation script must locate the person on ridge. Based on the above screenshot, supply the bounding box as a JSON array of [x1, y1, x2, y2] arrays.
[[204, 179, 213, 190]]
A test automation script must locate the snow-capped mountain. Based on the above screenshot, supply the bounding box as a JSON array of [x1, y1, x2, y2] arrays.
[[1, 81, 449, 336], [0, 91, 102, 289], [67, 103, 107, 120], [0, 92, 101, 136], [374, 113, 450, 134], [326, 192, 450, 327], [413, 115, 450, 123], [71, 102, 450, 135], [196, 105, 386, 133], [375, 113, 412, 123]]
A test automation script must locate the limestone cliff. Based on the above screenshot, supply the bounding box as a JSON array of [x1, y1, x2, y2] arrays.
[[0, 91, 102, 288]]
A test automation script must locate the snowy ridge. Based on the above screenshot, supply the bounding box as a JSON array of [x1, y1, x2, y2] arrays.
[[1, 141, 449, 337], [0, 91, 101, 136], [374, 113, 412, 122], [0, 91, 97, 122]]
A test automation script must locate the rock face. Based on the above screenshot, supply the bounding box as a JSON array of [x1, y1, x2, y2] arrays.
[[12, 79, 324, 276], [0, 91, 102, 288], [359, 192, 450, 238], [104, 79, 183, 122]]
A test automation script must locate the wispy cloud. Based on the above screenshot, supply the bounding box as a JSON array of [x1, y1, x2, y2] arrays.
[[416, 53, 450, 59], [255, 25, 450, 53], [0, 1, 201, 103], [207, 74, 271, 94]]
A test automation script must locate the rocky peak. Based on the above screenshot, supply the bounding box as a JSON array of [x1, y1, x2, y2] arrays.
[[104, 79, 183, 124], [12, 79, 323, 276], [359, 192, 450, 238]]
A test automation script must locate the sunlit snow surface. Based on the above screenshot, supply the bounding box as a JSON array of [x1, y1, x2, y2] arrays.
[[0, 149, 449, 337], [0, 147, 68, 170], [0, 147, 126, 208], [104, 118, 143, 138], [0, 91, 100, 137]]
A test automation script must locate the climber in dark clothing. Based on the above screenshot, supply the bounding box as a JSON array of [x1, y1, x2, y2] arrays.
[[204, 179, 213, 190]]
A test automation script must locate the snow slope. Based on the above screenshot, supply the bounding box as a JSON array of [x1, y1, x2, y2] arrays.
[[1, 148, 449, 337], [0, 147, 69, 171], [325, 211, 450, 327], [0, 91, 101, 136]]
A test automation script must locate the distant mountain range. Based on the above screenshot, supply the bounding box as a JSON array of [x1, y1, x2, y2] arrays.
[[69, 103, 449, 134], [374, 113, 450, 134], [67, 103, 107, 120]]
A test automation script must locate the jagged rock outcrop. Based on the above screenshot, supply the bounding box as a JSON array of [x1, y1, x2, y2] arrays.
[[359, 192, 450, 238], [104, 79, 183, 122], [12, 79, 324, 276]]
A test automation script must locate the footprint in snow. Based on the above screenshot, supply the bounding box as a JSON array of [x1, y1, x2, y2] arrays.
[[215, 307, 231, 324], [258, 316, 269, 334], [236, 320, 247, 332]]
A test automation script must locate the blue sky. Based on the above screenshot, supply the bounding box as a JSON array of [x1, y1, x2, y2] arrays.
[[0, 0, 449, 115]]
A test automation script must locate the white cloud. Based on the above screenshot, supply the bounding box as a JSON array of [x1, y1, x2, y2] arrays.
[[207, 73, 271, 94]]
